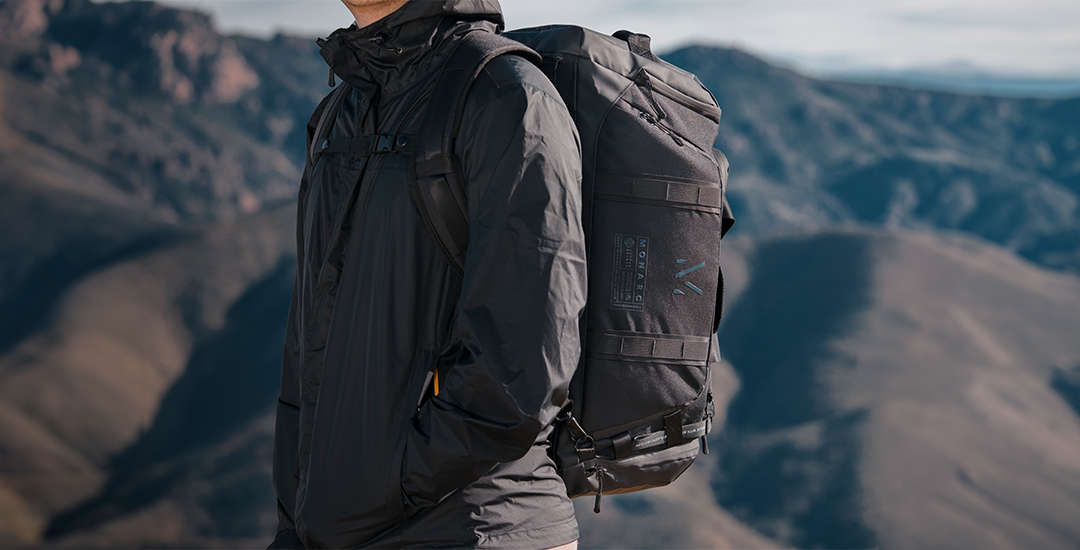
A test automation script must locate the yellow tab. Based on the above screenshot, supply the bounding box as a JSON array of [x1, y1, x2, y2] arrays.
[[433, 367, 439, 396]]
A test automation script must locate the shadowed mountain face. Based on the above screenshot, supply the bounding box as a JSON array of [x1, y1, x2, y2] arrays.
[[717, 230, 1080, 550], [1, 1, 1079, 548], [44, 256, 295, 545], [0, 204, 297, 547], [715, 233, 878, 549]]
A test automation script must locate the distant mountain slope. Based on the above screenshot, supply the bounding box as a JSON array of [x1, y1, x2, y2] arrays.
[[42, 257, 295, 548], [4, 0, 1078, 272], [0, 0, 320, 225], [33, 228, 1080, 550], [716, 229, 1080, 549], [665, 47, 1080, 273], [0, 205, 295, 546]]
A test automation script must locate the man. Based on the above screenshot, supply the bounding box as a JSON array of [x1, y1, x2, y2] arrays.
[[270, 0, 586, 548]]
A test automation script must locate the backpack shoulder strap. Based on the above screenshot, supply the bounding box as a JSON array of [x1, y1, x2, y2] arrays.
[[307, 81, 352, 174], [412, 31, 541, 277]]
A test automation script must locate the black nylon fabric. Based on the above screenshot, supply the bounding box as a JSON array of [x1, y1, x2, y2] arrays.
[[272, 2, 585, 548], [502, 25, 729, 502]]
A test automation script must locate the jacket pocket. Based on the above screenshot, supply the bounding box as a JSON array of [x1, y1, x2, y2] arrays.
[[389, 348, 439, 515]]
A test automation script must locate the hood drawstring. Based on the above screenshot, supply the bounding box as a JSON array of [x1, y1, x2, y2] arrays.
[[369, 34, 404, 55], [328, 67, 336, 87]]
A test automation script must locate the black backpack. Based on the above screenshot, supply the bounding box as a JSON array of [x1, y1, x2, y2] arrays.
[[310, 26, 734, 513]]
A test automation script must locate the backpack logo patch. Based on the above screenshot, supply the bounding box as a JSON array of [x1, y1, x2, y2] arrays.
[[611, 234, 648, 311], [673, 259, 706, 296]]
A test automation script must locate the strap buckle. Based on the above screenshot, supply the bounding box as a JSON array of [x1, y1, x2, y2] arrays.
[[370, 134, 396, 153]]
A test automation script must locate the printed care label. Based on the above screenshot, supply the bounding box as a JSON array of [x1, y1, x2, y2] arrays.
[[611, 234, 648, 311]]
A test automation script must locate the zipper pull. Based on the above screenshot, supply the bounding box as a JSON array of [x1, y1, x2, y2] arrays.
[[636, 72, 667, 121], [703, 392, 714, 454], [592, 466, 605, 514], [667, 127, 684, 147], [639, 112, 684, 146], [328, 68, 336, 87]]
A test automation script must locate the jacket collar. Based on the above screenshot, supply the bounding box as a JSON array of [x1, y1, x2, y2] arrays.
[[318, 0, 504, 95]]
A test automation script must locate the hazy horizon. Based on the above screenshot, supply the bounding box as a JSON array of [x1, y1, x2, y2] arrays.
[[111, 0, 1080, 97]]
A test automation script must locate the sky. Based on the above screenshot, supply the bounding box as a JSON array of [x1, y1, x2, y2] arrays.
[[145, 0, 1080, 81]]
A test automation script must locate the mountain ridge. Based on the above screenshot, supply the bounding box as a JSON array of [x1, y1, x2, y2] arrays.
[[717, 228, 1080, 549], [1, 1, 1078, 548]]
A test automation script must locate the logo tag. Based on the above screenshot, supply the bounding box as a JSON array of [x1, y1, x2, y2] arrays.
[[611, 234, 648, 311]]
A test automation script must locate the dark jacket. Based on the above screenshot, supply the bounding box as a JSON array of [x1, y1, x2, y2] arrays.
[[271, 1, 586, 548]]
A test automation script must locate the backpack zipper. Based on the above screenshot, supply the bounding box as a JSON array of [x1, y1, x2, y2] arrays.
[[632, 72, 722, 167], [635, 72, 668, 121], [635, 72, 684, 146], [639, 110, 684, 147], [638, 69, 722, 123], [635, 107, 718, 168]]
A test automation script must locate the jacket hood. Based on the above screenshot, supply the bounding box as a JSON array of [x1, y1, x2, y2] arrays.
[[318, 0, 505, 94]]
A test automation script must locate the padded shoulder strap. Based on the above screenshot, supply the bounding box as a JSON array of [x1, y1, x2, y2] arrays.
[[307, 82, 352, 174], [412, 31, 541, 276]]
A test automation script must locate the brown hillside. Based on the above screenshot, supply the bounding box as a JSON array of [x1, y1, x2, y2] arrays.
[[717, 229, 1080, 549], [0, 205, 295, 546]]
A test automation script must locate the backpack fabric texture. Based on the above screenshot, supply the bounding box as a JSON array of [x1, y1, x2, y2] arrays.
[[503, 26, 734, 512], [310, 24, 735, 513]]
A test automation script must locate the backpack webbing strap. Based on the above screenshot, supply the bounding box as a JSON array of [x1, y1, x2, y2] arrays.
[[412, 31, 541, 277], [630, 420, 708, 452], [307, 82, 352, 174], [594, 173, 723, 209], [584, 332, 712, 362]]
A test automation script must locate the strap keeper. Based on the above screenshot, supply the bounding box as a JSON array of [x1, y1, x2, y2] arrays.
[[611, 432, 634, 460], [663, 410, 684, 448]]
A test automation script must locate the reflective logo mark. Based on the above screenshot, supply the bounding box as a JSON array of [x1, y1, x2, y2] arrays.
[[674, 259, 705, 296]]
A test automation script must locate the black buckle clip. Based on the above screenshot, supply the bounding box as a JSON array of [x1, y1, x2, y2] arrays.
[[371, 134, 395, 153]]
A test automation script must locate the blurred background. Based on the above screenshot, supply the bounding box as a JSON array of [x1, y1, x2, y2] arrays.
[[0, 0, 1078, 548]]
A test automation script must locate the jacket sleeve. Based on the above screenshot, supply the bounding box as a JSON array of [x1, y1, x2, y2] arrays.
[[269, 90, 331, 549], [400, 56, 587, 507]]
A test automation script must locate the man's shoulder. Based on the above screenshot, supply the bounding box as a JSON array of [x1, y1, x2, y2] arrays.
[[452, 39, 578, 163], [460, 47, 565, 115], [460, 49, 566, 126], [476, 52, 551, 93]]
